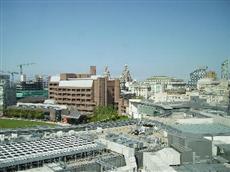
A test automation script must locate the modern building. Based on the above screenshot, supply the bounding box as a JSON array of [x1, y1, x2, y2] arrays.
[[48, 66, 120, 115], [16, 74, 48, 100], [0, 74, 16, 115], [128, 99, 193, 119], [17, 77, 43, 91], [221, 59, 229, 80], [188, 66, 208, 89], [168, 133, 212, 164], [15, 101, 68, 121]]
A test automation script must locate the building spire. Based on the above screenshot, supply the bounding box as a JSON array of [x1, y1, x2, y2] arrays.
[[120, 64, 133, 82], [120, 64, 133, 90], [104, 65, 111, 78]]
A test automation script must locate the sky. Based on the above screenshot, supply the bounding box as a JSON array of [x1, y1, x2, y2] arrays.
[[0, 0, 230, 81]]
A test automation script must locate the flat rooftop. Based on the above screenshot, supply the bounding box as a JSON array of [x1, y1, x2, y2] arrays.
[[0, 135, 105, 168], [172, 123, 230, 135], [0, 119, 137, 135], [173, 163, 230, 172], [106, 133, 144, 148]]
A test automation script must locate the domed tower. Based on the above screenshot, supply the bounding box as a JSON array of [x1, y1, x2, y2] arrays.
[[120, 64, 133, 90]]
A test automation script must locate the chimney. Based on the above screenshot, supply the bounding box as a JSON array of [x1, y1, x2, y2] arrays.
[[90, 66, 96, 75]]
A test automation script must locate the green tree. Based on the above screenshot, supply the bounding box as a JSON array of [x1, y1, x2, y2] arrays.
[[89, 106, 119, 122], [4, 108, 45, 120]]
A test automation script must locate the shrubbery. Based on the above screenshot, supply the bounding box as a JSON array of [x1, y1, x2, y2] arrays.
[[4, 108, 45, 120]]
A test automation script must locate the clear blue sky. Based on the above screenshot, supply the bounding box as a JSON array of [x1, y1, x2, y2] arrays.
[[1, 0, 230, 80]]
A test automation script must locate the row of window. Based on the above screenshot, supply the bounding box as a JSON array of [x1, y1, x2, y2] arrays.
[[57, 93, 91, 97], [49, 87, 91, 92], [49, 92, 91, 97], [57, 98, 92, 102], [57, 88, 91, 92], [49, 83, 58, 86]]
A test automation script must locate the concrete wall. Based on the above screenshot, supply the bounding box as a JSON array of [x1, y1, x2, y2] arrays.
[[72, 163, 100, 172], [143, 152, 177, 172], [128, 99, 141, 119], [135, 152, 143, 169], [99, 139, 137, 172], [181, 150, 193, 164], [168, 133, 212, 164], [187, 139, 212, 162], [94, 77, 106, 106], [205, 136, 230, 145], [176, 118, 213, 124], [156, 148, 180, 165]]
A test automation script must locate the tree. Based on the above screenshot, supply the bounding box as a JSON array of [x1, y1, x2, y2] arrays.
[[4, 107, 45, 120], [89, 106, 119, 122]]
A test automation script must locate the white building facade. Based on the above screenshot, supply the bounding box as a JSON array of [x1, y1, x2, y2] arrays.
[[129, 76, 187, 102]]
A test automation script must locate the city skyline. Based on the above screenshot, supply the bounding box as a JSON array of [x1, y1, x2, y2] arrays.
[[1, 1, 230, 171], [1, 0, 230, 80]]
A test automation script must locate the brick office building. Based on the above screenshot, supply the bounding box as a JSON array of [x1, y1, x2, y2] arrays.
[[48, 66, 120, 114]]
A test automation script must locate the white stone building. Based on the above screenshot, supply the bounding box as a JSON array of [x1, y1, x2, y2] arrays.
[[129, 76, 186, 100]]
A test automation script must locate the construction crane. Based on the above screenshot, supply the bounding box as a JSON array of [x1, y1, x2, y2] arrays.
[[0, 70, 19, 83], [17, 63, 35, 75]]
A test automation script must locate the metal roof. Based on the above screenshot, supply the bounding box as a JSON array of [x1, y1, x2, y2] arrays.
[[59, 80, 93, 88], [140, 100, 173, 110], [173, 123, 230, 135], [0, 135, 105, 168]]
